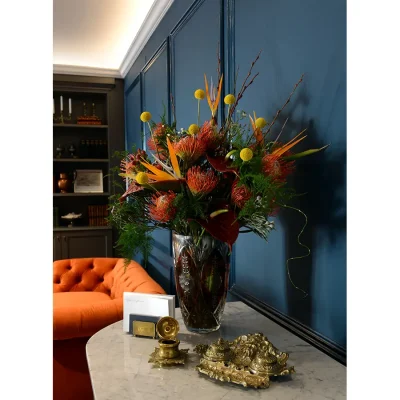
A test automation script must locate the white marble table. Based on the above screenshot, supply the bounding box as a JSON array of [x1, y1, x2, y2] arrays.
[[86, 301, 346, 400]]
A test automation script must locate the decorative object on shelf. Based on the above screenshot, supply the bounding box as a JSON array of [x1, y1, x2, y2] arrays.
[[194, 333, 295, 389], [55, 144, 65, 158], [109, 52, 329, 333], [172, 233, 230, 333], [88, 204, 109, 226], [148, 317, 188, 367], [57, 172, 72, 193], [77, 101, 102, 125], [61, 212, 82, 227], [74, 169, 103, 193], [68, 144, 77, 158], [53, 95, 72, 124]]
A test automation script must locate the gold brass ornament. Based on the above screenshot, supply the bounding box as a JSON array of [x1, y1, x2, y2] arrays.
[[148, 317, 189, 367], [194, 333, 295, 389]]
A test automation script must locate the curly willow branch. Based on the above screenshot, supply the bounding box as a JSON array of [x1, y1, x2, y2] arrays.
[[277, 203, 310, 298]]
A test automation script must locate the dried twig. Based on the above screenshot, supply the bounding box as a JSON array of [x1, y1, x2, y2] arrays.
[[273, 117, 289, 145], [222, 51, 262, 136], [230, 50, 262, 118], [263, 74, 304, 140]]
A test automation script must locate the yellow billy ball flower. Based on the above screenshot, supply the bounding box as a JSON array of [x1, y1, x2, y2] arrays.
[[194, 89, 205, 100], [188, 124, 199, 135], [140, 111, 152, 122], [255, 117, 267, 129], [240, 148, 253, 162], [224, 94, 236, 105], [135, 172, 149, 185]]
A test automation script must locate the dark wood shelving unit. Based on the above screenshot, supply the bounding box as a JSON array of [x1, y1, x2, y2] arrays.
[[53, 158, 109, 163], [53, 193, 110, 197], [53, 74, 125, 261], [53, 226, 112, 232], [53, 124, 109, 128]]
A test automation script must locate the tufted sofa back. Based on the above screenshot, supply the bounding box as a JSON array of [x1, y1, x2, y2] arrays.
[[53, 258, 162, 299]]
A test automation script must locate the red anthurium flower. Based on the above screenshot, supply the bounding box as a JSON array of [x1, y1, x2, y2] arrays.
[[192, 209, 239, 251], [119, 181, 144, 203], [187, 166, 218, 196], [148, 191, 177, 223]]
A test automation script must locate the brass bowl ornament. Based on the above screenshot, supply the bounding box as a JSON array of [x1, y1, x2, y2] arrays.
[[194, 333, 295, 389], [148, 317, 189, 367]]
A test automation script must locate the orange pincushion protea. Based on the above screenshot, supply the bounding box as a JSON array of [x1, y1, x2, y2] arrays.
[[231, 180, 252, 208], [187, 166, 218, 195], [148, 191, 177, 223], [262, 153, 295, 182], [197, 121, 223, 151], [173, 135, 206, 162]]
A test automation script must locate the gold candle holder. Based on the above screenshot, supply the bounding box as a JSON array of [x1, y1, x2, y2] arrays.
[[148, 317, 188, 366], [54, 111, 72, 124]]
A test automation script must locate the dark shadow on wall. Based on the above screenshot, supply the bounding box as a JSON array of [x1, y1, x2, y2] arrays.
[[270, 96, 346, 331]]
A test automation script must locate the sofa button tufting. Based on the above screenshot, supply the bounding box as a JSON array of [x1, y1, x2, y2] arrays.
[[76, 276, 81, 283], [89, 265, 94, 269], [67, 266, 72, 270]]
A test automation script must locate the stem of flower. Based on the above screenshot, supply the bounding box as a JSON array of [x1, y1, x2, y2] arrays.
[[197, 100, 200, 126]]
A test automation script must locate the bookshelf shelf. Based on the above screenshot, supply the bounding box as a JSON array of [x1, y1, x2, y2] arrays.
[[53, 158, 109, 163], [53, 226, 112, 232], [53, 124, 108, 128], [53, 193, 110, 197]]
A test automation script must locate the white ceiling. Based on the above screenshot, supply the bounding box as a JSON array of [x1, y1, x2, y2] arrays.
[[53, 0, 174, 78]]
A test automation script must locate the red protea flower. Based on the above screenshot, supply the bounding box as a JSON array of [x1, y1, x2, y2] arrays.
[[231, 179, 252, 208], [120, 149, 147, 174], [148, 191, 177, 223], [173, 135, 206, 162], [197, 121, 223, 151], [147, 123, 168, 158], [262, 154, 295, 182], [187, 166, 218, 196]]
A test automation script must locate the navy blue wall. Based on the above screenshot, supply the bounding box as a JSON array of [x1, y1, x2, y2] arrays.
[[124, 0, 346, 351]]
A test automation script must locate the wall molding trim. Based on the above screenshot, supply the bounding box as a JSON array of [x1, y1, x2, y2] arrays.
[[229, 285, 347, 366], [53, 64, 121, 78], [119, 0, 175, 78]]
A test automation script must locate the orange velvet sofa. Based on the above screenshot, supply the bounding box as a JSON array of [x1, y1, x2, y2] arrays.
[[53, 258, 165, 400]]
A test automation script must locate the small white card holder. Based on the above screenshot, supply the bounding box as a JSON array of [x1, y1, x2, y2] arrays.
[[123, 292, 175, 333]]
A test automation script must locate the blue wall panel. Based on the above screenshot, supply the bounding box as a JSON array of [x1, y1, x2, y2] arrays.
[[142, 43, 174, 294], [122, 0, 346, 351], [172, 0, 221, 129], [125, 78, 142, 152], [232, 0, 346, 348]]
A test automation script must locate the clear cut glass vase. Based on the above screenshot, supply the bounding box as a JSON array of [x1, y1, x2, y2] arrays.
[[172, 232, 230, 333]]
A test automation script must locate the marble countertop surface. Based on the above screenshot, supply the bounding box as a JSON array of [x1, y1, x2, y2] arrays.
[[86, 301, 346, 400]]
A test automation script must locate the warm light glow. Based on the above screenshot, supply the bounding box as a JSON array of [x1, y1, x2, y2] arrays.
[[53, 0, 156, 69]]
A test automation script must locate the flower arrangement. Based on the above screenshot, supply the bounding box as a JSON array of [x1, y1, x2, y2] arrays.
[[109, 53, 328, 275]]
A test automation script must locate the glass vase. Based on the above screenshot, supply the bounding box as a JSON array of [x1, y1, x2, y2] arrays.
[[172, 232, 230, 333]]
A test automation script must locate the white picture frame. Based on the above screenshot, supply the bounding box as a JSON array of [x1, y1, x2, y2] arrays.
[[74, 169, 104, 193]]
